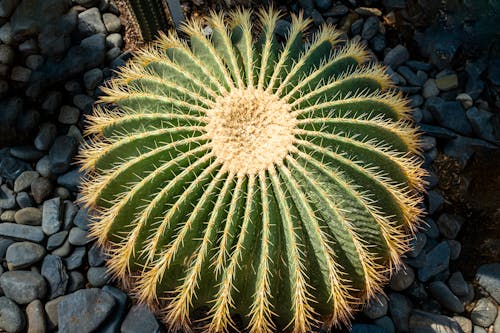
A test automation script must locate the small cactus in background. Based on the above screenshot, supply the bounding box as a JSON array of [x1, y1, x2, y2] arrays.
[[123, 0, 170, 41], [79, 8, 426, 333]]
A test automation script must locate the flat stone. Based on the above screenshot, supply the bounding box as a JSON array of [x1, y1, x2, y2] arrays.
[[63, 200, 78, 230], [363, 293, 388, 319], [0, 237, 15, 258], [35, 157, 51, 178], [0, 156, 32, 182], [68, 227, 90, 246], [427, 99, 473, 136], [448, 271, 469, 297], [31, 177, 53, 204], [427, 190, 444, 215], [422, 79, 439, 98], [475, 263, 500, 303], [448, 240, 462, 261], [10, 66, 31, 83], [58, 105, 80, 125], [466, 107, 496, 142], [78, 7, 106, 37], [83, 68, 103, 91], [100, 285, 128, 333], [384, 44, 409, 68], [409, 310, 462, 333], [361, 16, 379, 40], [16, 191, 33, 208], [102, 13, 121, 33], [418, 241, 450, 282], [0, 223, 45, 243], [121, 304, 159, 333], [64, 246, 86, 270], [471, 298, 497, 327], [88, 243, 106, 266], [6, 241, 46, 270], [428, 281, 464, 313], [49, 136, 78, 175], [87, 266, 111, 287], [58, 288, 116, 333], [41, 254, 68, 299], [51, 238, 71, 257], [0, 184, 16, 209], [9, 146, 44, 162], [106, 33, 123, 49], [47, 230, 68, 251], [42, 197, 62, 235], [1, 210, 16, 222], [389, 293, 412, 332], [390, 263, 415, 291], [0, 271, 47, 304], [0, 296, 25, 333], [44, 296, 64, 330], [437, 214, 464, 239], [73, 207, 90, 230], [57, 168, 80, 193], [14, 171, 39, 192], [67, 271, 85, 293], [14, 207, 42, 225], [436, 73, 459, 91], [10, 0, 69, 39], [26, 299, 46, 333]]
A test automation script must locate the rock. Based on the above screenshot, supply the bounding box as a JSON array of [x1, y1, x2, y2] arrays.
[[409, 310, 463, 333], [14, 171, 39, 193], [42, 197, 62, 235], [6, 241, 46, 270], [0, 238, 15, 258], [0, 271, 47, 304], [399, 66, 424, 86], [351, 19, 364, 36], [443, 136, 497, 166], [427, 98, 473, 136], [494, 313, 500, 333], [78, 7, 106, 37], [0, 0, 18, 18], [390, 263, 415, 291], [26, 299, 46, 333], [1, 210, 16, 222], [15, 191, 32, 208], [324, 4, 348, 16], [448, 272, 469, 297], [41, 255, 68, 299], [68, 227, 90, 246], [121, 304, 160, 333], [64, 246, 86, 270], [0, 156, 32, 182], [106, 33, 123, 49], [87, 266, 111, 287], [448, 240, 461, 261], [26, 54, 44, 70], [456, 93, 473, 109], [58, 288, 116, 333], [88, 243, 106, 266], [58, 106, 80, 125], [10, 0, 69, 39], [374, 316, 395, 333], [57, 168, 80, 193], [35, 157, 51, 178], [0, 223, 45, 242], [383, 0, 407, 9], [363, 293, 388, 319], [83, 68, 103, 91], [361, 16, 379, 40], [384, 44, 409, 68], [471, 298, 497, 327], [14, 207, 41, 225], [49, 136, 78, 175], [426, 190, 444, 215], [73, 0, 99, 7], [44, 296, 64, 329], [47, 230, 68, 251], [11, 66, 32, 83], [0, 296, 25, 333], [67, 271, 85, 293], [453, 316, 472, 333], [31, 177, 53, 204], [0, 184, 16, 209], [100, 286, 128, 333], [435, 72, 459, 91], [106, 46, 121, 61], [38, 11, 77, 58], [0, 45, 14, 65], [0, 22, 13, 44], [428, 281, 464, 313], [418, 241, 450, 282], [102, 13, 121, 33], [466, 107, 495, 142], [437, 214, 464, 239], [51, 238, 71, 257], [41, 91, 63, 114], [351, 324, 386, 333], [389, 293, 412, 332], [73, 94, 95, 112], [488, 58, 500, 86], [63, 200, 78, 229], [9, 146, 44, 162], [475, 263, 500, 303], [422, 79, 439, 98]]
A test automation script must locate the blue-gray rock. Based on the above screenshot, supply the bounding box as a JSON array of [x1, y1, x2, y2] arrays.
[[466, 107, 495, 142], [437, 214, 464, 240], [100, 286, 128, 333], [374, 316, 395, 333], [42, 197, 62, 235], [363, 293, 388, 319], [10, 0, 69, 39], [370, 33, 385, 53], [52, 238, 71, 257], [443, 136, 497, 166], [31, 176, 53, 204], [324, 4, 348, 16], [390, 263, 415, 291], [424, 170, 439, 189], [418, 124, 457, 139], [6, 241, 46, 270], [470, 298, 497, 327], [418, 241, 450, 282], [408, 233, 426, 258], [67, 271, 85, 293], [38, 11, 76, 57], [361, 16, 379, 40], [383, 44, 409, 68], [426, 190, 444, 215], [58, 288, 116, 333], [0, 296, 25, 333], [121, 304, 160, 333], [0, 223, 45, 242], [87, 266, 111, 287], [49, 136, 78, 175], [448, 272, 469, 297], [35, 156, 51, 178], [409, 94, 424, 108], [466, 75, 484, 100], [351, 18, 364, 36], [0, 0, 18, 18], [41, 254, 68, 299], [488, 58, 500, 86], [0, 184, 16, 209], [0, 237, 15, 259], [475, 263, 500, 303], [314, 0, 332, 11], [57, 168, 81, 193], [398, 66, 424, 86], [44, 296, 64, 329], [389, 293, 412, 332], [16, 191, 33, 208], [448, 240, 461, 261], [383, 0, 406, 9], [26, 299, 46, 333], [83, 68, 103, 91], [423, 218, 440, 239], [409, 310, 463, 333], [78, 7, 106, 37], [47, 230, 68, 250], [88, 243, 106, 266], [13, 170, 39, 192], [41, 91, 63, 113], [58, 105, 80, 125], [68, 227, 90, 246], [406, 60, 433, 72], [64, 246, 86, 270], [102, 13, 121, 33], [63, 200, 78, 230], [73, 207, 90, 230], [429, 281, 464, 313], [0, 271, 47, 304], [351, 324, 386, 333], [427, 99, 473, 136], [0, 155, 33, 183], [9, 146, 44, 162], [473, 326, 487, 333], [73, 94, 95, 112]]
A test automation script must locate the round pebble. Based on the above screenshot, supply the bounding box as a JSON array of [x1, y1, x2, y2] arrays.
[[471, 298, 497, 327], [0, 296, 25, 333], [6, 241, 46, 270], [14, 207, 42, 225]]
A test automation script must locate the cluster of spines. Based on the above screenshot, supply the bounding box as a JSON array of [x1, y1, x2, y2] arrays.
[[78, 8, 426, 333]]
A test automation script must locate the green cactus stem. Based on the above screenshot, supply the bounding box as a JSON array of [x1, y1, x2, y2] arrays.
[[79, 8, 426, 333]]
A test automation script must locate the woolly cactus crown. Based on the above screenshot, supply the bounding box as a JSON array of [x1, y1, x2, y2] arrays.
[[79, 8, 425, 333]]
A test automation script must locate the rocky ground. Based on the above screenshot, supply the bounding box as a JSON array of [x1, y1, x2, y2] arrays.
[[0, 0, 499, 332]]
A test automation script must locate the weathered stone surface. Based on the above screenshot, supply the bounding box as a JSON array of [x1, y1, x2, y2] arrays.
[[0, 271, 47, 304]]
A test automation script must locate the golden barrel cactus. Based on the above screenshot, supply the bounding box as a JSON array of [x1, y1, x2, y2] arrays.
[[79, 8, 426, 333]]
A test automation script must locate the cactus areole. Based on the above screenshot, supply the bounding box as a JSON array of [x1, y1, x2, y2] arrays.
[[79, 8, 426, 333]]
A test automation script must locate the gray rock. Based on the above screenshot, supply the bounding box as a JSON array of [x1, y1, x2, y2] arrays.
[[9, 146, 44, 162], [72, 0, 99, 7], [0, 156, 33, 183], [374, 316, 395, 333], [64, 246, 86, 270], [14, 171, 39, 194], [88, 243, 106, 266], [10, 66, 32, 83], [63, 200, 78, 230], [14, 207, 42, 225], [68, 227, 90, 246], [106, 33, 123, 49], [0, 223, 45, 243], [361, 16, 379, 40], [0, 0, 18, 18], [1, 210, 16, 222], [0, 45, 14, 65], [384, 44, 409, 68], [57, 169, 81, 193], [25, 54, 44, 70], [83, 68, 103, 91], [351, 324, 386, 333], [38, 11, 77, 58], [399, 66, 424, 86], [0, 296, 25, 333], [487, 58, 500, 86], [363, 293, 388, 319], [73, 94, 95, 112], [41, 255, 68, 299], [51, 238, 71, 257], [428, 281, 464, 313], [409, 310, 462, 333], [389, 293, 412, 332], [408, 232, 427, 258], [0, 22, 13, 44], [476, 263, 500, 303], [473, 326, 486, 333], [443, 136, 497, 166], [67, 271, 85, 293], [78, 8, 106, 37], [58, 105, 80, 125], [471, 298, 497, 327], [100, 285, 128, 333], [58, 288, 116, 333], [466, 107, 495, 142], [456, 93, 473, 109], [351, 18, 364, 36], [494, 312, 500, 333], [42, 197, 62, 235], [49, 136, 78, 175], [47, 230, 68, 251], [422, 79, 439, 98], [0, 271, 47, 304], [121, 304, 160, 333], [0, 184, 16, 209], [418, 241, 450, 282], [427, 99, 473, 136], [106, 46, 121, 61], [44, 296, 64, 330], [0, 238, 15, 259], [390, 263, 415, 291], [324, 4, 348, 16], [73, 207, 90, 230], [16, 191, 33, 208], [448, 272, 469, 297], [35, 156, 51, 178], [453, 316, 472, 333], [10, 0, 69, 39], [6, 241, 46, 270], [87, 266, 111, 287], [427, 190, 444, 215], [26, 299, 46, 333], [448, 240, 461, 261], [41, 91, 62, 114], [102, 13, 121, 33], [31, 177, 53, 204], [437, 214, 464, 240]]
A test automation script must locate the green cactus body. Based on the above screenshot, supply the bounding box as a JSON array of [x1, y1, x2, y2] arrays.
[[79, 9, 425, 333], [124, 0, 170, 41]]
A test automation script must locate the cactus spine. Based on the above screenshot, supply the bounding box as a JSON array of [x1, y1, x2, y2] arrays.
[[79, 8, 426, 333]]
